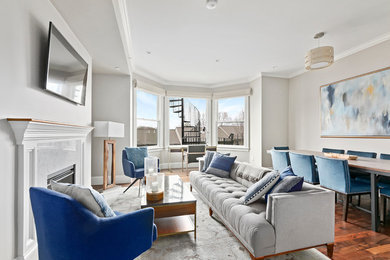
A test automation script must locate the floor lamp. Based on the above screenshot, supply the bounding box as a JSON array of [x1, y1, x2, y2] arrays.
[[94, 121, 124, 190]]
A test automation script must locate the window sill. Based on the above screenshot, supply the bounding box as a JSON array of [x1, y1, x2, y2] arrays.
[[147, 146, 164, 152], [217, 146, 249, 152]]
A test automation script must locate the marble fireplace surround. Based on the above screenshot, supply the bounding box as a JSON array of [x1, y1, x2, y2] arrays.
[[7, 118, 94, 260]]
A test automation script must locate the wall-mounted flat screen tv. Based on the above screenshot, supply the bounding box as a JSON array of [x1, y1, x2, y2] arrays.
[[45, 22, 88, 105]]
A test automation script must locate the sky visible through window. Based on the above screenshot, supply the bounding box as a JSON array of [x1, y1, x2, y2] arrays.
[[218, 96, 245, 121], [169, 98, 207, 129], [137, 90, 157, 127]]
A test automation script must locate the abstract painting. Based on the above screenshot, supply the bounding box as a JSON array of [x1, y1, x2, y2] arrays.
[[321, 67, 390, 137]]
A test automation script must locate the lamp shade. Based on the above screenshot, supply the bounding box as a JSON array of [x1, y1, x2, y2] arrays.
[[305, 46, 334, 70], [94, 121, 124, 138]]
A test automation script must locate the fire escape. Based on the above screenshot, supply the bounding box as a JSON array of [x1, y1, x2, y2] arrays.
[[169, 98, 202, 144]]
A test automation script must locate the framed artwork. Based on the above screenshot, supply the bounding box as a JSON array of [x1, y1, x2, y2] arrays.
[[320, 66, 390, 138]]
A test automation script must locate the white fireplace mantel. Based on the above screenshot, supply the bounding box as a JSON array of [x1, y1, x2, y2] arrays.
[[8, 118, 94, 260]]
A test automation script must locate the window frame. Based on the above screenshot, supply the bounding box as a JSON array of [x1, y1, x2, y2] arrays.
[[166, 96, 210, 147], [135, 89, 163, 148], [213, 96, 249, 149]]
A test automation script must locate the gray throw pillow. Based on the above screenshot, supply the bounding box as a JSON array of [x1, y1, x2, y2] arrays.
[[269, 176, 304, 194], [50, 180, 116, 217], [244, 171, 280, 205]]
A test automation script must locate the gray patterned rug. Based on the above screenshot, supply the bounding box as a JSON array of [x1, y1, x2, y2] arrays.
[[103, 184, 329, 260]]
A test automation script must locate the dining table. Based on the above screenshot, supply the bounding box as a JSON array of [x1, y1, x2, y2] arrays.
[[268, 149, 390, 232]]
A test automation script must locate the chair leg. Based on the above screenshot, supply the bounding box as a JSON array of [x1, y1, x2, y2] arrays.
[[138, 178, 141, 197], [335, 193, 337, 203], [357, 195, 361, 206], [384, 197, 387, 224], [123, 178, 139, 193], [342, 194, 349, 222]]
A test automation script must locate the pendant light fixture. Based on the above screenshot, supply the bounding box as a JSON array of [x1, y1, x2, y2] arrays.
[[206, 0, 217, 9], [305, 32, 334, 70]]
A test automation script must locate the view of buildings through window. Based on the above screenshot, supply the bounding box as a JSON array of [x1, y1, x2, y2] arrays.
[[169, 98, 207, 145], [217, 97, 245, 145], [136, 90, 159, 147], [137, 91, 245, 147]]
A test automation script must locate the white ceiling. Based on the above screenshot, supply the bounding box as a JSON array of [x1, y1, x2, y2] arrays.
[[51, 0, 390, 87], [50, 0, 129, 75], [126, 0, 390, 86]]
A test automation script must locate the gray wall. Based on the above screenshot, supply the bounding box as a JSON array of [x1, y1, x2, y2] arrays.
[[0, 0, 92, 259], [289, 40, 390, 154], [92, 74, 132, 184], [262, 76, 289, 167]]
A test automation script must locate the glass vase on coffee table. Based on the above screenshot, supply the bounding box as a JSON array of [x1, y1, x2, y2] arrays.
[[144, 156, 164, 202]]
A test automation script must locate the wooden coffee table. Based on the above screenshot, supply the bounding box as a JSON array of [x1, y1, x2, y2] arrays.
[[141, 175, 197, 238]]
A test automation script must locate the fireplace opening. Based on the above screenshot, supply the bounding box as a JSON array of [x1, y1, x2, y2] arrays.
[[47, 164, 76, 189]]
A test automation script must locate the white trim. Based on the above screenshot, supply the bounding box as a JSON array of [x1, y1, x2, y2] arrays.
[[217, 145, 250, 152], [166, 89, 213, 98], [213, 88, 252, 99], [112, 0, 134, 72], [8, 120, 93, 260]]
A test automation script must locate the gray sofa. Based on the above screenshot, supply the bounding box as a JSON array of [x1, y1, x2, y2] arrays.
[[190, 160, 335, 260]]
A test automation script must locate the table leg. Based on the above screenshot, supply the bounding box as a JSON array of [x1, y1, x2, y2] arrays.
[[371, 173, 379, 232]]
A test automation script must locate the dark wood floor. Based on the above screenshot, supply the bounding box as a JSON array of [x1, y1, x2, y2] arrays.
[[94, 169, 390, 259]]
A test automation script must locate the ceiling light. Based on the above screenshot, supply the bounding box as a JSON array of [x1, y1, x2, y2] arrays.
[[206, 0, 217, 9], [114, 66, 120, 70], [305, 32, 334, 70], [146, 51, 151, 55]]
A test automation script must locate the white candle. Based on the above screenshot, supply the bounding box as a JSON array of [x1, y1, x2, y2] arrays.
[[151, 181, 158, 192]]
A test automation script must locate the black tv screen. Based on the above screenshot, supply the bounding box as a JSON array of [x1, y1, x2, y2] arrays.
[[45, 22, 88, 105]]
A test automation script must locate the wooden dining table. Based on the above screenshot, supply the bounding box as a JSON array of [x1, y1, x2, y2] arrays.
[[268, 149, 390, 232]]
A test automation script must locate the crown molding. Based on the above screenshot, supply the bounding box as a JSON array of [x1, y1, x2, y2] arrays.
[[112, 0, 134, 73]]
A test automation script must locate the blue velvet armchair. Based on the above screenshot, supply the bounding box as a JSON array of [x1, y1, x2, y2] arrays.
[[30, 187, 157, 260], [122, 147, 160, 194]]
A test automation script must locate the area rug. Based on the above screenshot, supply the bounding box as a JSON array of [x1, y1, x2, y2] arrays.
[[103, 184, 329, 260]]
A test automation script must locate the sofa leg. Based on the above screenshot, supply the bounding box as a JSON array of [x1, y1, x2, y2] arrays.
[[209, 207, 213, 216], [190, 185, 192, 192], [326, 243, 334, 258], [342, 194, 349, 222]]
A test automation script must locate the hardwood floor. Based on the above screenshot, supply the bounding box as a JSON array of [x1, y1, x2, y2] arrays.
[[94, 169, 390, 259]]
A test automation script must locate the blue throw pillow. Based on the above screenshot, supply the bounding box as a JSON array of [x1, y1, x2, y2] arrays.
[[265, 166, 296, 200], [125, 147, 148, 169], [244, 171, 280, 205], [268, 176, 304, 195], [201, 151, 231, 172], [205, 153, 237, 178]]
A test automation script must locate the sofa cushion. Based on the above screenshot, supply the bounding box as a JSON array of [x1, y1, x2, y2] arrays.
[[230, 162, 272, 187], [244, 171, 280, 205], [205, 153, 237, 178], [265, 166, 296, 199], [50, 180, 116, 217]]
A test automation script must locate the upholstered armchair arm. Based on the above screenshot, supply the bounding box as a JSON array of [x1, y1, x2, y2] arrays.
[[265, 187, 335, 254], [87, 208, 156, 260], [122, 157, 136, 177]]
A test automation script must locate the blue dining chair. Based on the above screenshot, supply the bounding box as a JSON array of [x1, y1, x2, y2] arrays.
[[30, 187, 157, 260], [315, 156, 371, 221], [380, 153, 390, 160], [123, 147, 159, 194], [270, 150, 290, 172], [273, 146, 289, 150], [322, 148, 345, 154], [289, 152, 319, 184], [347, 150, 377, 158]]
